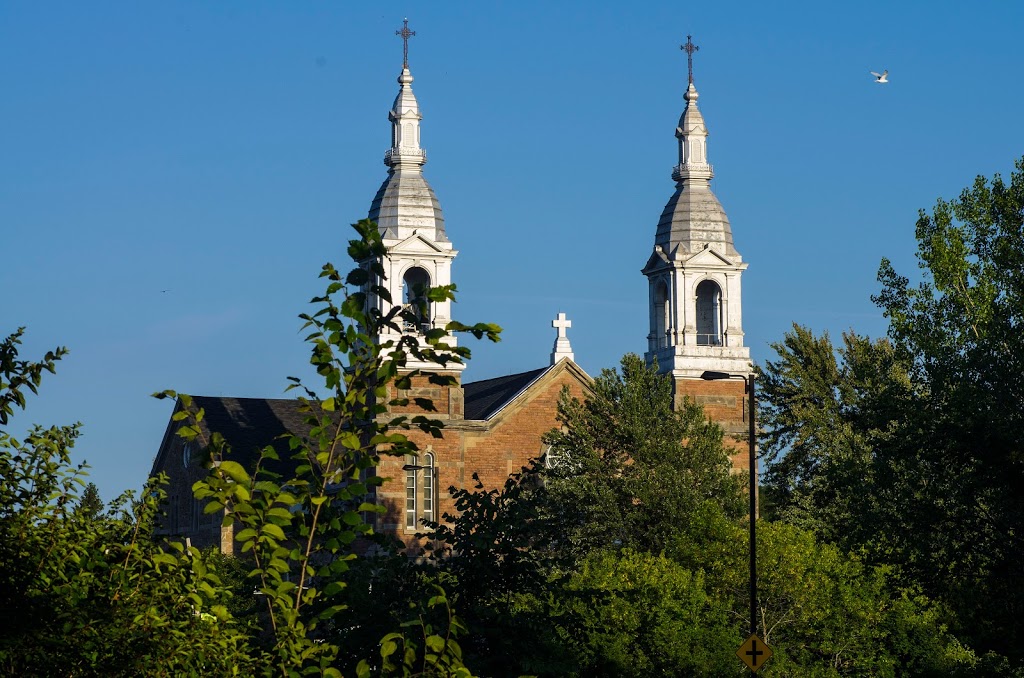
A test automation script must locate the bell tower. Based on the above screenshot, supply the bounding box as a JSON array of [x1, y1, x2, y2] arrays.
[[366, 20, 463, 379], [641, 36, 752, 458]]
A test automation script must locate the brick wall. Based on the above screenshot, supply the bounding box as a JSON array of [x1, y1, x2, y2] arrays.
[[675, 376, 751, 472], [387, 371, 463, 420], [153, 427, 227, 552], [381, 363, 588, 550], [460, 369, 585, 490]]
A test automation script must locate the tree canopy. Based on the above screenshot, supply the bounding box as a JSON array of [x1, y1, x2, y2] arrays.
[[760, 157, 1024, 669], [7, 153, 1024, 674]]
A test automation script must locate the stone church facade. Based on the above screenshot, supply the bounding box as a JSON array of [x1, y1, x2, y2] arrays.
[[149, 32, 752, 553]]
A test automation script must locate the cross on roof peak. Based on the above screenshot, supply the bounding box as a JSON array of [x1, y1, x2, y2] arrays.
[[396, 18, 416, 69], [681, 34, 699, 84], [552, 312, 572, 338], [551, 312, 575, 365]]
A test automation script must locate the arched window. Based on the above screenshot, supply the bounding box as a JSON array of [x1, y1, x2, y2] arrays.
[[654, 281, 670, 349], [695, 280, 723, 346], [402, 267, 431, 333]]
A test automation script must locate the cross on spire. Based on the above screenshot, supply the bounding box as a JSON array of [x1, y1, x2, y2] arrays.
[[396, 18, 416, 69], [681, 34, 699, 84]]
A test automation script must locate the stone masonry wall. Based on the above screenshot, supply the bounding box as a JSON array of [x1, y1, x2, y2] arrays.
[[675, 377, 750, 472]]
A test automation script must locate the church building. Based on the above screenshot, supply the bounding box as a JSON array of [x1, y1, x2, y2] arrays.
[[149, 28, 752, 553]]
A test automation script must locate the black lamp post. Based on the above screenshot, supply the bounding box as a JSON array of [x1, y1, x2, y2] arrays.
[[701, 370, 757, 637]]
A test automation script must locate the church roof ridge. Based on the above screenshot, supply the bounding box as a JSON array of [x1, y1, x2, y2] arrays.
[[463, 366, 551, 421]]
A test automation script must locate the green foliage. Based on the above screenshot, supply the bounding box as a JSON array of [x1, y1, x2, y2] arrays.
[[423, 353, 750, 677], [429, 465, 557, 603], [158, 218, 499, 675], [359, 587, 472, 678], [77, 481, 105, 519], [556, 549, 739, 677], [330, 555, 457, 674], [0, 327, 66, 426], [0, 329, 253, 675], [873, 159, 1024, 660], [757, 325, 916, 545], [757, 522, 973, 677], [425, 465, 572, 677], [0, 219, 499, 676], [542, 353, 744, 558], [760, 158, 1024, 668]]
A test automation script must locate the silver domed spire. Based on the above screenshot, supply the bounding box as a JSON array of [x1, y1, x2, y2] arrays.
[[368, 20, 447, 242]]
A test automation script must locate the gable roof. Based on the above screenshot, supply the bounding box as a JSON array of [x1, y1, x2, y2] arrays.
[[462, 366, 551, 421], [152, 364, 578, 476], [194, 396, 311, 451], [151, 396, 317, 477]]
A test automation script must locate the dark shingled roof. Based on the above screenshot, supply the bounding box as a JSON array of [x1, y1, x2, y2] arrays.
[[462, 366, 550, 421], [175, 367, 553, 468], [189, 396, 313, 473]]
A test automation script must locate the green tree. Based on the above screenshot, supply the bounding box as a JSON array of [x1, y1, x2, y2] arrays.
[[165, 218, 499, 676], [77, 481, 104, 519], [757, 325, 917, 547], [873, 158, 1024, 660], [0, 329, 253, 676], [760, 158, 1024, 667], [421, 353, 748, 677], [757, 522, 974, 677], [556, 549, 739, 677], [425, 464, 573, 677], [0, 219, 500, 676], [542, 353, 744, 560]]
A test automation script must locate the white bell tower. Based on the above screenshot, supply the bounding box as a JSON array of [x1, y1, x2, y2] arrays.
[[366, 20, 462, 375], [642, 36, 750, 380]]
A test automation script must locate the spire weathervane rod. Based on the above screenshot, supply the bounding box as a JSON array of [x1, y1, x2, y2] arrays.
[[396, 18, 416, 69], [681, 34, 699, 84]]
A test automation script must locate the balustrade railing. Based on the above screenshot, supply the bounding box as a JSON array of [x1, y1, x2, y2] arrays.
[[696, 333, 723, 347]]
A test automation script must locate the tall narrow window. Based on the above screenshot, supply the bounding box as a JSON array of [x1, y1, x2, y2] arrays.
[[654, 281, 670, 349], [695, 280, 723, 346], [405, 454, 418, 530], [422, 453, 435, 526], [402, 267, 431, 333]]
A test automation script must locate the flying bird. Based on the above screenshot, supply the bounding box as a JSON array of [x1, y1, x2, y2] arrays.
[[871, 69, 889, 83]]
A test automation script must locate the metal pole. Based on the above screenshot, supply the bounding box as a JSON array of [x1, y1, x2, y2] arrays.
[[748, 374, 757, 637], [699, 369, 759, 641]]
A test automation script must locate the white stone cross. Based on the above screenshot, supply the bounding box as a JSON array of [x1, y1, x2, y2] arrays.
[[551, 312, 575, 365], [553, 312, 572, 338]]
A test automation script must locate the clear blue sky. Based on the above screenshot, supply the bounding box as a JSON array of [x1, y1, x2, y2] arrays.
[[3, 2, 1023, 500]]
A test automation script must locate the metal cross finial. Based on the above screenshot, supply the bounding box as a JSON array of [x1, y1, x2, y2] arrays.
[[681, 34, 699, 84], [396, 18, 416, 69]]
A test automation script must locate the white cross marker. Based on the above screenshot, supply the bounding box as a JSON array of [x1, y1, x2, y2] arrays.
[[553, 312, 572, 337], [551, 312, 575, 364]]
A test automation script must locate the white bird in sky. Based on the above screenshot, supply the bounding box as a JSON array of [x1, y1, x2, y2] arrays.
[[871, 69, 889, 83]]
